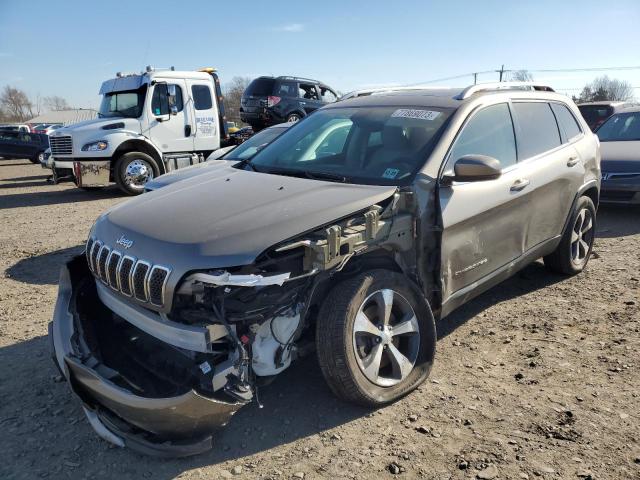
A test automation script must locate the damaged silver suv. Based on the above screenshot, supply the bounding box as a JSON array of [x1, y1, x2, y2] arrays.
[[50, 82, 600, 456]]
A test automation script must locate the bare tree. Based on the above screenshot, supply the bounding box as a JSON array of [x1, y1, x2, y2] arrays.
[[576, 75, 634, 103], [509, 70, 534, 82], [44, 95, 71, 111], [222, 76, 251, 125], [0, 86, 34, 122]]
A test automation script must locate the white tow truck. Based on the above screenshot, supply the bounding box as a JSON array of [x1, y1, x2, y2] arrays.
[[47, 67, 229, 195]]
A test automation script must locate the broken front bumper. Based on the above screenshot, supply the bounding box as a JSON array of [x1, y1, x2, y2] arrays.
[[49, 255, 242, 457]]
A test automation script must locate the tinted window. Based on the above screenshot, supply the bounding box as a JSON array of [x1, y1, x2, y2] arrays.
[[551, 103, 582, 142], [245, 78, 275, 96], [449, 103, 517, 169], [151, 84, 183, 115], [596, 112, 640, 141], [275, 81, 297, 97], [192, 85, 213, 110], [512, 102, 561, 159]]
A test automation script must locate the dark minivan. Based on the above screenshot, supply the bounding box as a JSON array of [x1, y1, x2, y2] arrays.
[[240, 76, 339, 130]]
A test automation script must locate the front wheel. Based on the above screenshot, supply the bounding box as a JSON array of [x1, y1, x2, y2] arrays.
[[286, 113, 302, 123], [29, 152, 44, 164], [114, 152, 159, 195], [316, 269, 436, 407], [544, 195, 596, 275]]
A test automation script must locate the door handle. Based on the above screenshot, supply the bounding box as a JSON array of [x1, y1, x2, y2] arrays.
[[185, 125, 192, 137], [567, 156, 580, 167], [510, 178, 530, 192]]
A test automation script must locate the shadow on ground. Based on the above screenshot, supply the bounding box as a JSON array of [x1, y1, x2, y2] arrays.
[[0, 185, 123, 209], [595, 205, 640, 238], [6, 245, 84, 285]]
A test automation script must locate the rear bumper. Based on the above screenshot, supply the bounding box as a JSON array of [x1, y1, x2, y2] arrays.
[[49, 255, 242, 457]]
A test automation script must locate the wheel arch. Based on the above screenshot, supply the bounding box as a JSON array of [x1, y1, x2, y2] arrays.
[[561, 180, 600, 237], [112, 140, 164, 176]]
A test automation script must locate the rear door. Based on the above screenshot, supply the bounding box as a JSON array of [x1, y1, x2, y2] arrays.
[[439, 102, 532, 305], [510, 101, 585, 251], [297, 82, 323, 115], [147, 80, 192, 153], [188, 80, 220, 152]]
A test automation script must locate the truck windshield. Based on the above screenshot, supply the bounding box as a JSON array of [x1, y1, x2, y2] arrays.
[[246, 106, 452, 185], [99, 86, 147, 118]]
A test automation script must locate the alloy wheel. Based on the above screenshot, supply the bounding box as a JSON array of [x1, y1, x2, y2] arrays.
[[571, 207, 594, 265], [124, 158, 154, 190], [352, 289, 421, 387]]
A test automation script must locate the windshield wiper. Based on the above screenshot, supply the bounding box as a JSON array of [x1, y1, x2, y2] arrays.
[[303, 170, 348, 183], [235, 158, 257, 171]]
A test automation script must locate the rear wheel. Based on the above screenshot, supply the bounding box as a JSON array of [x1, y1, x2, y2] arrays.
[[316, 269, 436, 407], [544, 195, 596, 275], [114, 152, 159, 195], [286, 113, 302, 123]]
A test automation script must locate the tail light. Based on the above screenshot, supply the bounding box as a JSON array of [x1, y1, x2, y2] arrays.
[[267, 96, 281, 107]]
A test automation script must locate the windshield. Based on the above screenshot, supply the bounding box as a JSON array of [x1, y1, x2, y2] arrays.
[[596, 112, 640, 141], [245, 106, 452, 185], [99, 86, 147, 118], [225, 127, 288, 160]]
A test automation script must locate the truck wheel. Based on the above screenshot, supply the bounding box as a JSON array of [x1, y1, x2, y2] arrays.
[[316, 269, 436, 407], [544, 195, 596, 275], [29, 152, 44, 164], [114, 152, 159, 195]]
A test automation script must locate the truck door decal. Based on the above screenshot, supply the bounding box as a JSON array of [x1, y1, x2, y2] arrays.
[[196, 116, 216, 137]]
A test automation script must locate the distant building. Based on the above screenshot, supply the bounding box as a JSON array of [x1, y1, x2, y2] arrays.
[[27, 108, 98, 125]]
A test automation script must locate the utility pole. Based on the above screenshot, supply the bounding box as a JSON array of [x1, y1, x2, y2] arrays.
[[496, 64, 505, 82], [473, 72, 478, 85]]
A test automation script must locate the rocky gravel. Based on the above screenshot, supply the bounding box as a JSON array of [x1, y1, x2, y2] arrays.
[[1, 159, 639, 479]]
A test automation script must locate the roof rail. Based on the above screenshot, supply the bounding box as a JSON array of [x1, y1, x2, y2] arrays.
[[277, 75, 319, 83], [456, 82, 555, 100]]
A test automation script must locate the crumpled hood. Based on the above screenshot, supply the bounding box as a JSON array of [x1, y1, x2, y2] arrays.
[[600, 141, 640, 173], [92, 163, 396, 293]]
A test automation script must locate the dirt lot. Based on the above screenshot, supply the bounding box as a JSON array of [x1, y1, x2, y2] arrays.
[[0, 158, 638, 480]]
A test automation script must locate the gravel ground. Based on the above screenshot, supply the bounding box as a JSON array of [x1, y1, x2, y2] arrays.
[[1, 158, 639, 480]]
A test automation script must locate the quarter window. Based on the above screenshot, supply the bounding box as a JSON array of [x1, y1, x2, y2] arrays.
[[192, 85, 213, 110], [449, 103, 517, 169], [551, 103, 582, 142], [151, 84, 183, 115], [512, 102, 561, 159]]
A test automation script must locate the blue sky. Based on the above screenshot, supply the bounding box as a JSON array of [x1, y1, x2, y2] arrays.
[[1, 0, 639, 109]]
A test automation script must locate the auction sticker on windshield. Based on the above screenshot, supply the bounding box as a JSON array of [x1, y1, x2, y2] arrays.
[[391, 109, 441, 121]]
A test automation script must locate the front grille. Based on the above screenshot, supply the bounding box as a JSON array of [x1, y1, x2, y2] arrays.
[[85, 237, 171, 307], [133, 262, 150, 301], [50, 135, 72, 155]]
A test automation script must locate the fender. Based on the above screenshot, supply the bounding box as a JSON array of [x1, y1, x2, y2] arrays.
[[560, 180, 600, 237]]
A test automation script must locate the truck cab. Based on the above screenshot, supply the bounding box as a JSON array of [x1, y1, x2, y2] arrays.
[[48, 67, 228, 194]]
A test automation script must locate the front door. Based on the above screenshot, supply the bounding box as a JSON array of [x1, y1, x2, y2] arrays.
[[147, 80, 193, 153], [439, 103, 533, 310], [188, 80, 219, 152]]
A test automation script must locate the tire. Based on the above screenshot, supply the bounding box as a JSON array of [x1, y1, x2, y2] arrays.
[[286, 113, 302, 123], [316, 269, 436, 407], [114, 152, 159, 195], [29, 152, 44, 164], [544, 195, 596, 275]]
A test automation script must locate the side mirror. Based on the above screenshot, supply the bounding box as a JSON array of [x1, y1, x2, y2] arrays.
[[452, 154, 502, 182], [167, 84, 177, 115]]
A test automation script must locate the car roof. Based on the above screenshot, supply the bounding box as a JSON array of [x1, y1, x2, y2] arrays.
[[617, 106, 640, 113]]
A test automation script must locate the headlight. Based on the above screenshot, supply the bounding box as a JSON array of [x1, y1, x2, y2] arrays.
[[81, 141, 108, 152]]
